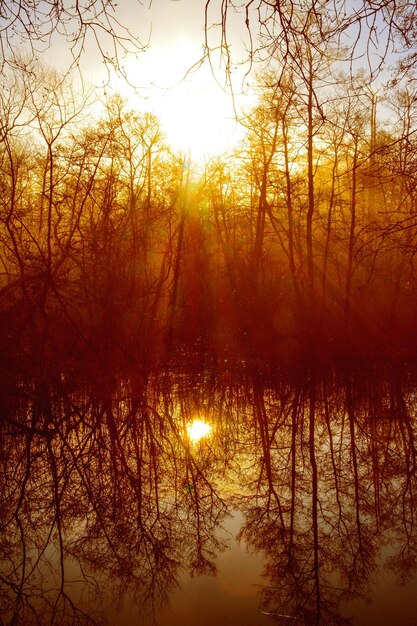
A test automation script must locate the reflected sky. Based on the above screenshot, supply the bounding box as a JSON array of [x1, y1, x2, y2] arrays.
[[1, 367, 417, 625], [113, 512, 271, 626]]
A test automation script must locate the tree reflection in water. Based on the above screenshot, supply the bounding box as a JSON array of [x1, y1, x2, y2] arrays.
[[1, 367, 417, 625]]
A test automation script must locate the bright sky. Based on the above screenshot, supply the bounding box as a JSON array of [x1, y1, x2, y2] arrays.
[[43, 0, 396, 160], [76, 0, 256, 161]]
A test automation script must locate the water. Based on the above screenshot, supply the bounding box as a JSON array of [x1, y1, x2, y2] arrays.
[[2, 367, 417, 625]]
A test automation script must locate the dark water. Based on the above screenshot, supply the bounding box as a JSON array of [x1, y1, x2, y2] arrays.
[[2, 367, 417, 625]]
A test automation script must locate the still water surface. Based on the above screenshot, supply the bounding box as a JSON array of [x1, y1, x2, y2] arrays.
[[2, 368, 417, 625]]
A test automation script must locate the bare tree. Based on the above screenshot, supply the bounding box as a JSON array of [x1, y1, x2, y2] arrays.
[[204, 0, 417, 87], [0, 0, 148, 76]]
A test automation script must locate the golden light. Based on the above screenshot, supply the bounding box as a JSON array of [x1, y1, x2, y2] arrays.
[[187, 418, 212, 444], [155, 82, 238, 159], [108, 37, 246, 161]]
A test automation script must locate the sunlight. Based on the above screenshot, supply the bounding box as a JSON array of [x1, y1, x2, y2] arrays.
[[187, 418, 212, 444], [109, 37, 246, 161], [155, 82, 238, 159]]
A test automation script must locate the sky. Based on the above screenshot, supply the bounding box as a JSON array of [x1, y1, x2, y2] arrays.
[[66, 0, 257, 160], [10, 0, 401, 159]]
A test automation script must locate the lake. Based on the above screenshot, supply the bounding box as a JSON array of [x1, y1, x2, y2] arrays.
[[2, 365, 417, 625]]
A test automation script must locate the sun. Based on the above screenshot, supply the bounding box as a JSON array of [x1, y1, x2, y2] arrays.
[[110, 37, 244, 161], [187, 418, 212, 444], [144, 40, 241, 160], [155, 81, 239, 160]]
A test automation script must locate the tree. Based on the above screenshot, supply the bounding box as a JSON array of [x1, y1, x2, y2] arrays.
[[0, 65, 82, 365], [205, 0, 417, 86], [0, 0, 148, 76]]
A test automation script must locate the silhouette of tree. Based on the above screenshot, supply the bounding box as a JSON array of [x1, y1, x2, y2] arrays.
[[0, 0, 147, 76]]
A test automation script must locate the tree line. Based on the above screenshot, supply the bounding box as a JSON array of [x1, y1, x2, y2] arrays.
[[1, 60, 417, 377]]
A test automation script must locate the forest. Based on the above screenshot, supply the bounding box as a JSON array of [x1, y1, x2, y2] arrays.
[[2, 57, 417, 378], [2, 1, 417, 625]]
